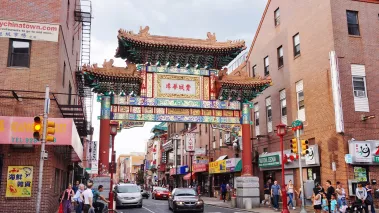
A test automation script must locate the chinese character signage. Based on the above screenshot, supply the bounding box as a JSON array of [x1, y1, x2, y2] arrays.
[[91, 141, 97, 161], [6, 166, 33, 197], [0, 20, 59, 42], [258, 155, 280, 168], [209, 160, 226, 174], [185, 133, 195, 152], [157, 74, 201, 99], [348, 140, 379, 164]]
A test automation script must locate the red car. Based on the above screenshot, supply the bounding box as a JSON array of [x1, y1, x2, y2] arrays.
[[152, 187, 170, 200]]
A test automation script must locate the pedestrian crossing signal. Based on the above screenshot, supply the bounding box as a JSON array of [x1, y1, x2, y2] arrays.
[[290, 138, 297, 154], [33, 116, 43, 140]]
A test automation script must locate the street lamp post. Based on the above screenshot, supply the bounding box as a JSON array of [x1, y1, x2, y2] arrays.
[[276, 123, 289, 213], [189, 152, 194, 187], [174, 134, 179, 188], [109, 122, 118, 210]]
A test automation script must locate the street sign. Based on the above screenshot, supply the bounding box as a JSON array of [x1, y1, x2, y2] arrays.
[[185, 133, 195, 152]]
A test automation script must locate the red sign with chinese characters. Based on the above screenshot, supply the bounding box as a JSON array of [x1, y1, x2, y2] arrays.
[[193, 164, 208, 172]]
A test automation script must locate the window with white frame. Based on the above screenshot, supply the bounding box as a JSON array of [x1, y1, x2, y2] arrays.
[[254, 103, 260, 136], [266, 97, 272, 132], [280, 89, 287, 125], [293, 33, 300, 57], [274, 8, 280, 26], [351, 64, 369, 112], [277, 46, 284, 68], [296, 80, 305, 121]]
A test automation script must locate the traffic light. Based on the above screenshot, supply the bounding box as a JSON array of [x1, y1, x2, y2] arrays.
[[301, 140, 309, 155], [45, 120, 55, 142], [33, 116, 43, 141], [290, 138, 297, 154]]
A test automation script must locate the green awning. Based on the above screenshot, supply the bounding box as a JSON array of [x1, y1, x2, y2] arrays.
[[234, 159, 242, 172]]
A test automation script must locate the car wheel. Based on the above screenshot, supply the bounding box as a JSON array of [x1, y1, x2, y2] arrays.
[[138, 204, 143, 208]]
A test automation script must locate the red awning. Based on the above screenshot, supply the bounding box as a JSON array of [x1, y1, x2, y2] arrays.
[[183, 172, 197, 180]]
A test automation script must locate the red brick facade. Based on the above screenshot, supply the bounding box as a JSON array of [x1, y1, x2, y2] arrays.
[[0, 0, 83, 212], [247, 0, 379, 207]]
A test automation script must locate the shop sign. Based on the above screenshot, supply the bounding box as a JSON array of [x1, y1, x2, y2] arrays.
[[354, 167, 367, 182], [185, 133, 196, 152], [194, 148, 206, 155], [226, 158, 241, 172], [374, 156, 379, 163], [209, 160, 226, 174], [345, 154, 353, 164], [193, 164, 208, 172], [305, 147, 316, 165], [259, 155, 280, 168], [90, 141, 97, 161], [6, 166, 33, 197], [354, 142, 372, 163]]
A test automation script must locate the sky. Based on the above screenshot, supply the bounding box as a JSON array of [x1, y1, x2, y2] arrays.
[[89, 0, 267, 158]]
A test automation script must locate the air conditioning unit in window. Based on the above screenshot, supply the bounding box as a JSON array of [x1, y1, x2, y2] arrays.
[[354, 90, 366, 97]]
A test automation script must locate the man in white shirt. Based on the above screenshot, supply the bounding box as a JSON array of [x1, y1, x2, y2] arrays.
[[83, 182, 94, 213]]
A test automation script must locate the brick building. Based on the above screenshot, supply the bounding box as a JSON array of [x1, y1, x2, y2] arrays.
[[0, 0, 92, 212], [246, 0, 379, 206]]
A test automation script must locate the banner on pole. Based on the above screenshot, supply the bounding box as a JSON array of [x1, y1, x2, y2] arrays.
[[185, 133, 195, 152]]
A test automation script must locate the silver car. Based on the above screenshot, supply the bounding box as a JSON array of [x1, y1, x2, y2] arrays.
[[114, 183, 143, 208]]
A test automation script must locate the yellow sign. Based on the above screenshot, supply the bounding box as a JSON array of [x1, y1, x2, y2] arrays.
[[6, 166, 33, 197], [209, 160, 226, 174]]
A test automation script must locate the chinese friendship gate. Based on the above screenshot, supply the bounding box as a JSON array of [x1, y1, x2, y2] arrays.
[[80, 26, 272, 208]]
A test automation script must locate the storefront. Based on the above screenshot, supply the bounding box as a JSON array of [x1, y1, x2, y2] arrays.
[[183, 163, 208, 193], [258, 145, 321, 203], [347, 140, 379, 199], [169, 165, 188, 187]]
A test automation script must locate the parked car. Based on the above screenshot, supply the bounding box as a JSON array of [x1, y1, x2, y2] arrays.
[[113, 183, 143, 208], [152, 187, 170, 200], [168, 188, 204, 213]]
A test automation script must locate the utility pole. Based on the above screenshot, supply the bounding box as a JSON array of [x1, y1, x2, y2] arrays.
[[174, 134, 179, 188], [36, 85, 50, 213], [296, 129, 307, 213]]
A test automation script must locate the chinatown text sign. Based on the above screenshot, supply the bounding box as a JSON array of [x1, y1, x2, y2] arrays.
[[6, 166, 33, 197], [0, 20, 59, 42], [185, 133, 195, 152]]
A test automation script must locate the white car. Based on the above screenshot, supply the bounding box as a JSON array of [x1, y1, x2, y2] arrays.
[[114, 183, 143, 208]]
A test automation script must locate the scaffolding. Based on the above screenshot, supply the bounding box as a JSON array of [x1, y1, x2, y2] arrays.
[[75, 0, 93, 136]]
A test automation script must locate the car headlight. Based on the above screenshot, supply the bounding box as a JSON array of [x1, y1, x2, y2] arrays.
[[196, 201, 203, 205], [175, 201, 184, 205]]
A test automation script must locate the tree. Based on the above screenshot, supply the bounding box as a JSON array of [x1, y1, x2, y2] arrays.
[[136, 170, 145, 185]]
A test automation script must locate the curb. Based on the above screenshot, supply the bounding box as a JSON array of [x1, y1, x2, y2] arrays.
[[204, 203, 259, 213]]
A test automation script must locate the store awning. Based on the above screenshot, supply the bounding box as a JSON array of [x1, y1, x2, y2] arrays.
[[216, 155, 228, 161], [183, 172, 196, 180], [234, 159, 242, 172]]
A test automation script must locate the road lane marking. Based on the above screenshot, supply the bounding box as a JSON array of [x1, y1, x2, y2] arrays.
[[142, 206, 156, 213]]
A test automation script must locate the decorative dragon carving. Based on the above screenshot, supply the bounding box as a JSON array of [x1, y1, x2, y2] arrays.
[[139, 26, 150, 37], [207, 32, 216, 43], [102, 59, 114, 68]]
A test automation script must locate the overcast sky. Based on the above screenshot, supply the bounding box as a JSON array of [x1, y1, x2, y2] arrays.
[[90, 0, 267, 158]]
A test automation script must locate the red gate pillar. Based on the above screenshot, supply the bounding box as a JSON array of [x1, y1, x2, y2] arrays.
[[98, 95, 111, 175], [241, 103, 253, 176]]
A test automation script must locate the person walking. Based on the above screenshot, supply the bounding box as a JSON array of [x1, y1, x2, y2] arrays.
[[271, 180, 281, 211], [356, 183, 369, 213], [287, 180, 296, 210], [60, 183, 75, 213], [325, 180, 335, 213], [220, 182, 227, 202], [335, 181, 346, 210], [263, 180, 272, 207], [313, 188, 322, 213], [73, 180, 80, 193], [73, 183, 85, 213], [366, 182, 376, 213], [83, 183, 94, 213]]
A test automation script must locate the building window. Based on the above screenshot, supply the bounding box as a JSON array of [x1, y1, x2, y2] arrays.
[[280, 89, 287, 125], [263, 147, 268, 153], [351, 64, 369, 112], [347, 10, 360, 36], [293, 33, 300, 57], [264, 56, 269, 76], [254, 103, 260, 136], [68, 81, 72, 105], [274, 8, 280, 26], [296, 80, 305, 121], [66, 0, 70, 27], [266, 97, 272, 132], [8, 39, 31, 68], [63, 62, 66, 87], [252, 65, 256, 77], [277, 46, 283, 68], [353, 77, 367, 98]]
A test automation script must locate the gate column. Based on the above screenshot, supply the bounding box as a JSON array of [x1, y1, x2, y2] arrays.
[[98, 95, 111, 175], [236, 102, 260, 209]]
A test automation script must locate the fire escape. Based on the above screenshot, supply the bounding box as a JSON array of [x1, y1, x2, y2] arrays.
[[72, 0, 93, 137]]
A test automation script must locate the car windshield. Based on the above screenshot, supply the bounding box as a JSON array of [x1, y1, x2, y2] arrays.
[[154, 187, 165, 191], [117, 185, 140, 193], [157, 188, 168, 192], [174, 189, 197, 196]]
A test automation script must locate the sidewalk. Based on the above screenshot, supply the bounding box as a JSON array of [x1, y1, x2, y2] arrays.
[[202, 196, 312, 213]]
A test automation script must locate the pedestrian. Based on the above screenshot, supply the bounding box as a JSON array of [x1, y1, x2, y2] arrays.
[[220, 182, 227, 202], [322, 193, 329, 213], [356, 183, 369, 213], [287, 180, 296, 210], [73, 180, 80, 193], [93, 185, 110, 212], [263, 180, 271, 207], [73, 183, 85, 213], [330, 194, 337, 213], [325, 180, 335, 213], [83, 182, 94, 213], [366, 182, 375, 213], [313, 188, 322, 213], [335, 181, 346, 209], [271, 180, 281, 211], [60, 183, 75, 213], [226, 183, 230, 201], [197, 185, 201, 195]]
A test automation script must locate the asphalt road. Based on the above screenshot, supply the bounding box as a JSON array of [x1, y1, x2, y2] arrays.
[[116, 196, 251, 213]]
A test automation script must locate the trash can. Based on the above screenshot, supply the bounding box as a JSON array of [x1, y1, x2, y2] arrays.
[[231, 197, 236, 208]]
